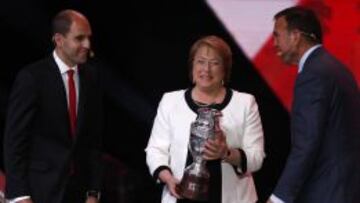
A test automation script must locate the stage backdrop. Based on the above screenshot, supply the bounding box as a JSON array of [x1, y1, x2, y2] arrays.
[[207, 0, 360, 110], [0, 0, 359, 202]]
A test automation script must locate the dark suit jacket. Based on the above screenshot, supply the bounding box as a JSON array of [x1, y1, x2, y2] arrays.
[[274, 47, 360, 203], [4, 55, 103, 203]]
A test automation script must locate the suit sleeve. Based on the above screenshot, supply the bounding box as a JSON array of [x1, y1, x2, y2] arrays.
[[274, 73, 331, 203], [87, 133, 102, 192], [4, 69, 38, 198], [87, 66, 104, 192], [86, 114, 103, 192]]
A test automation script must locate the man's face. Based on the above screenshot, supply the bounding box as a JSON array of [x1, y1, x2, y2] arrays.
[[56, 17, 92, 66], [273, 16, 298, 65]]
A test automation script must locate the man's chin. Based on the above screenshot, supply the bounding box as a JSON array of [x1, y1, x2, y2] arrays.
[[76, 57, 88, 64], [283, 59, 298, 66], [281, 55, 293, 65]]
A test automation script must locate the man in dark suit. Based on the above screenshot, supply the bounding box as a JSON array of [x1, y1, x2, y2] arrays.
[[268, 6, 360, 203], [4, 10, 103, 203]]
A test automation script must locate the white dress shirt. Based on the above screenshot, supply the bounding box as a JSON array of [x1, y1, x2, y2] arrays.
[[53, 50, 80, 111]]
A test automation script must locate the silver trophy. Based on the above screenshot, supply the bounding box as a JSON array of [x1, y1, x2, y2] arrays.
[[177, 108, 220, 201]]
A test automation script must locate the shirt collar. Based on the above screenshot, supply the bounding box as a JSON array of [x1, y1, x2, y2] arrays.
[[53, 50, 78, 74], [298, 44, 322, 73]]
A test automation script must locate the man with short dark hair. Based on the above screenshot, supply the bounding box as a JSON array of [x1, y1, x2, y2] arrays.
[[4, 9, 103, 203], [268, 6, 360, 203]]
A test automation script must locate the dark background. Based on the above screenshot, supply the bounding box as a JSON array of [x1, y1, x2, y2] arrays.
[[0, 1, 291, 202]]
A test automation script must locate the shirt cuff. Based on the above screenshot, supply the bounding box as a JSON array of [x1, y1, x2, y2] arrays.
[[87, 190, 101, 200], [270, 194, 285, 203], [153, 165, 172, 183], [8, 196, 31, 203], [230, 148, 247, 175]]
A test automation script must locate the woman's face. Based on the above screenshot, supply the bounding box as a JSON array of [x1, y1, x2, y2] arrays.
[[192, 45, 225, 91]]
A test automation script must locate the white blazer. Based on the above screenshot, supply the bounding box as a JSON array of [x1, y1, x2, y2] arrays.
[[145, 89, 265, 203]]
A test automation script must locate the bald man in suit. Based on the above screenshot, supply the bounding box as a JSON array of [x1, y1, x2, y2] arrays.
[[4, 10, 103, 203]]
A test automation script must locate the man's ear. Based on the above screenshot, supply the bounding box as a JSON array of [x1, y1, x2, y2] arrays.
[[291, 29, 302, 44], [53, 33, 63, 47]]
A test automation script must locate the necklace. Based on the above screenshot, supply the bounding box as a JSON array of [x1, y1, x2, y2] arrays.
[[193, 100, 214, 107], [192, 87, 225, 107]]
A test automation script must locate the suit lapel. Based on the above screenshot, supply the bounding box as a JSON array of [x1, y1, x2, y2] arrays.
[[48, 56, 74, 144]]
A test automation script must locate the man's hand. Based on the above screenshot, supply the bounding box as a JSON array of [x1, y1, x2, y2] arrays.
[[17, 199, 33, 203], [85, 196, 99, 203], [266, 199, 274, 203]]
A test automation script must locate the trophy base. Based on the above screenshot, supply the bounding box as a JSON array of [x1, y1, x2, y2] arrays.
[[177, 172, 209, 201]]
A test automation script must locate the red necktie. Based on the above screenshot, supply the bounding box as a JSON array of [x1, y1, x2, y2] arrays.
[[67, 69, 77, 137]]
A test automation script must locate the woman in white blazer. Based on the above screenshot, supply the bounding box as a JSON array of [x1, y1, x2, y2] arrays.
[[145, 36, 265, 203]]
